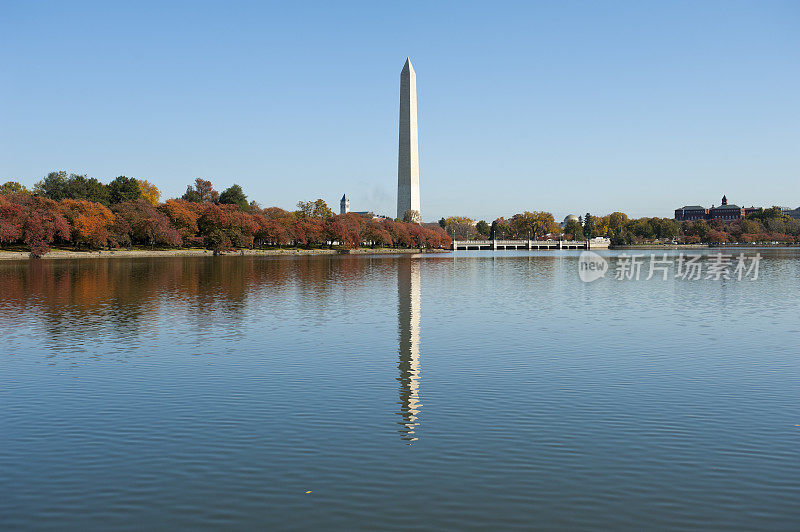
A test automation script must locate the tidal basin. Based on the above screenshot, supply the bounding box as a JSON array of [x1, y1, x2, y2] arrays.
[[2, 250, 799, 530]]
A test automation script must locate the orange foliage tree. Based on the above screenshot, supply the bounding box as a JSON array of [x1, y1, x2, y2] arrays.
[[60, 199, 115, 248], [160, 199, 201, 245]]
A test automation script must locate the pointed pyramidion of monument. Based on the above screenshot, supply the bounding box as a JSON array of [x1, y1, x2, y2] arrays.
[[397, 57, 420, 221]]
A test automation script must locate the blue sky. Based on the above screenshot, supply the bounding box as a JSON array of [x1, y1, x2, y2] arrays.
[[2, 1, 798, 221]]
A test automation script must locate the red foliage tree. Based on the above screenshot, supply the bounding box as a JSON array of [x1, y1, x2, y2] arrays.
[[4, 195, 70, 256], [705, 229, 729, 243], [323, 214, 366, 248], [256, 217, 290, 247], [363, 220, 393, 248], [290, 218, 323, 247], [112, 199, 181, 247], [0, 196, 25, 245]]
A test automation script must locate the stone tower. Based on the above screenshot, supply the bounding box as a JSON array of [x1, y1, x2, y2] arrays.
[[340, 194, 350, 215], [397, 58, 420, 221]]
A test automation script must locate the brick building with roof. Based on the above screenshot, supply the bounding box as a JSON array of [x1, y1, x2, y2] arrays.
[[674, 195, 760, 222]]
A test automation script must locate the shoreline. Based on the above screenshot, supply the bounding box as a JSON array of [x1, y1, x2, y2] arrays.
[[612, 243, 800, 250], [0, 247, 450, 261], [611, 244, 709, 250]]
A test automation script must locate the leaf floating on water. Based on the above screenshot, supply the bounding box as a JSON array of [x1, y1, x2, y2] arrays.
[[305, 491, 312, 494]]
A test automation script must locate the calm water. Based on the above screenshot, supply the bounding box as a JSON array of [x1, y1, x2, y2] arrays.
[[1, 250, 799, 530]]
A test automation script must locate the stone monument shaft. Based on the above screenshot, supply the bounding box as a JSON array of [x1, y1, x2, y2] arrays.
[[397, 58, 420, 220]]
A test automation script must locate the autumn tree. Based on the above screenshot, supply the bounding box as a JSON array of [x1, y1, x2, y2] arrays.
[[7, 195, 70, 256], [194, 203, 259, 251], [182, 178, 219, 203], [263, 206, 293, 221], [510, 211, 559, 239], [440, 216, 476, 239], [325, 213, 366, 248], [0, 196, 25, 246], [112, 199, 181, 248], [363, 220, 393, 248], [706, 229, 729, 243], [607, 212, 629, 234], [60, 199, 116, 249], [256, 218, 290, 247], [292, 218, 324, 247], [160, 199, 201, 244], [384, 220, 413, 248], [137, 179, 161, 206]]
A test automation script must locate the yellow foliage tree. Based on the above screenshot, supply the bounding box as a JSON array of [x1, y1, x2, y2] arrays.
[[137, 179, 161, 206]]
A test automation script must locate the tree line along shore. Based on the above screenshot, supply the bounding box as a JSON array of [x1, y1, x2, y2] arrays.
[[3, 173, 799, 258], [439, 208, 800, 245], [0, 173, 451, 257]]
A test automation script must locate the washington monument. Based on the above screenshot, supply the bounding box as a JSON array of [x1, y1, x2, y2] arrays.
[[397, 58, 420, 221]]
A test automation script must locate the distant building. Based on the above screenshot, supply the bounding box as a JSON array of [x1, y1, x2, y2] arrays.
[[782, 207, 800, 219], [560, 214, 579, 229], [338, 196, 389, 221], [674, 205, 709, 221], [674, 195, 760, 222]]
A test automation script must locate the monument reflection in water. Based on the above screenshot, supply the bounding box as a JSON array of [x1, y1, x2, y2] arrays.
[[396, 258, 421, 443]]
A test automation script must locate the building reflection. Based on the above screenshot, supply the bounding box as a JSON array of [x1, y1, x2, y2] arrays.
[[397, 258, 422, 443]]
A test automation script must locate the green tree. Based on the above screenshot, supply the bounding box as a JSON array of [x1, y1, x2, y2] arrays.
[[691, 219, 710, 240], [491, 218, 512, 239], [108, 176, 142, 204], [564, 219, 584, 240], [740, 218, 764, 235], [746, 206, 787, 225], [219, 184, 249, 210], [296, 199, 334, 220], [0, 181, 30, 195], [38, 173, 110, 205], [476, 220, 490, 236], [583, 213, 595, 238], [34, 171, 70, 201]]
